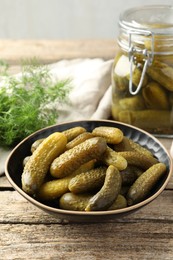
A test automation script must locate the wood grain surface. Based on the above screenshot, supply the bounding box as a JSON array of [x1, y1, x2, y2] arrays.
[[0, 40, 116, 64], [1, 40, 173, 260]]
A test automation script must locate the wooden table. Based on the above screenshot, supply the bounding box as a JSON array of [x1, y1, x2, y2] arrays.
[[1, 40, 173, 260]]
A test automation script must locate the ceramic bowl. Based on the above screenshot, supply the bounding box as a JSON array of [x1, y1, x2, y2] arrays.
[[5, 120, 172, 222]]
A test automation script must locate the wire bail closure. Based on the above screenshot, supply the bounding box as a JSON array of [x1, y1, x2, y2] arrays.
[[128, 30, 154, 95]]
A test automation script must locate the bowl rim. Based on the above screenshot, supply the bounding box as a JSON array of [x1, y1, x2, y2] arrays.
[[4, 119, 173, 217]]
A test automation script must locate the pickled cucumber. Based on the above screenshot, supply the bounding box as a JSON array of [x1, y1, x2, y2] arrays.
[[22, 132, 67, 195], [68, 166, 107, 194], [92, 126, 124, 144], [85, 165, 122, 211], [59, 192, 92, 211], [37, 160, 96, 200], [74, 160, 96, 175], [120, 185, 131, 196], [66, 132, 93, 150], [113, 55, 148, 90], [31, 138, 44, 153], [127, 162, 167, 205], [147, 60, 173, 91], [127, 138, 153, 157], [169, 93, 173, 105], [108, 194, 127, 210], [23, 156, 31, 167], [50, 137, 107, 178], [31, 126, 87, 153], [142, 81, 169, 110], [63, 126, 87, 142], [119, 95, 146, 110], [37, 172, 78, 200], [113, 136, 133, 152], [118, 110, 173, 130], [111, 99, 123, 120], [121, 165, 143, 185], [59, 192, 127, 211], [126, 66, 148, 88], [118, 151, 158, 170], [113, 55, 131, 91], [114, 136, 153, 157], [102, 146, 127, 171], [113, 74, 129, 91]]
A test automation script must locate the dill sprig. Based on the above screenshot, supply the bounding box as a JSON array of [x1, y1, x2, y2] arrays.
[[0, 60, 71, 147]]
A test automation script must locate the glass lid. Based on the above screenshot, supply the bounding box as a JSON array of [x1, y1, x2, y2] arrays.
[[119, 5, 173, 35]]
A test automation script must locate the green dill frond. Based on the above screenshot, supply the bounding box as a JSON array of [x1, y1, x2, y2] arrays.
[[0, 59, 72, 147]]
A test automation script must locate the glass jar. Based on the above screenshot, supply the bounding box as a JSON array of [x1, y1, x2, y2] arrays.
[[112, 5, 173, 136]]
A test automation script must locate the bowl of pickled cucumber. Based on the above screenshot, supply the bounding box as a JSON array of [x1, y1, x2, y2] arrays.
[[5, 119, 172, 222]]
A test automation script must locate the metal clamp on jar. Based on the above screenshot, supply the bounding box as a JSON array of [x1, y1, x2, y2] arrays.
[[112, 5, 173, 136]]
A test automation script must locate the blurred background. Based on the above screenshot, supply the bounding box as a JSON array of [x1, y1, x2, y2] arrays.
[[0, 0, 173, 39]]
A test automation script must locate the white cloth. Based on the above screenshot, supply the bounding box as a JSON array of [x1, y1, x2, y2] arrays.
[[0, 58, 113, 175], [49, 58, 113, 122]]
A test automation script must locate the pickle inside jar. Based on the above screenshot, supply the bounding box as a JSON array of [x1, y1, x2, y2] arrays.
[[112, 53, 173, 135]]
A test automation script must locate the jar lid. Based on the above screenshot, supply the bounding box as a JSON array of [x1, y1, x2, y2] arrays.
[[119, 5, 173, 35]]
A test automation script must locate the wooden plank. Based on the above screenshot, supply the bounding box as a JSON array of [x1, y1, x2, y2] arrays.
[[0, 40, 117, 64], [1, 190, 173, 224], [159, 138, 172, 152], [0, 176, 11, 188], [1, 222, 173, 260]]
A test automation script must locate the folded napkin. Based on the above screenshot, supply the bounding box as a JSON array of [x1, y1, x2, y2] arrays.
[[49, 58, 113, 121], [0, 58, 113, 175]]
